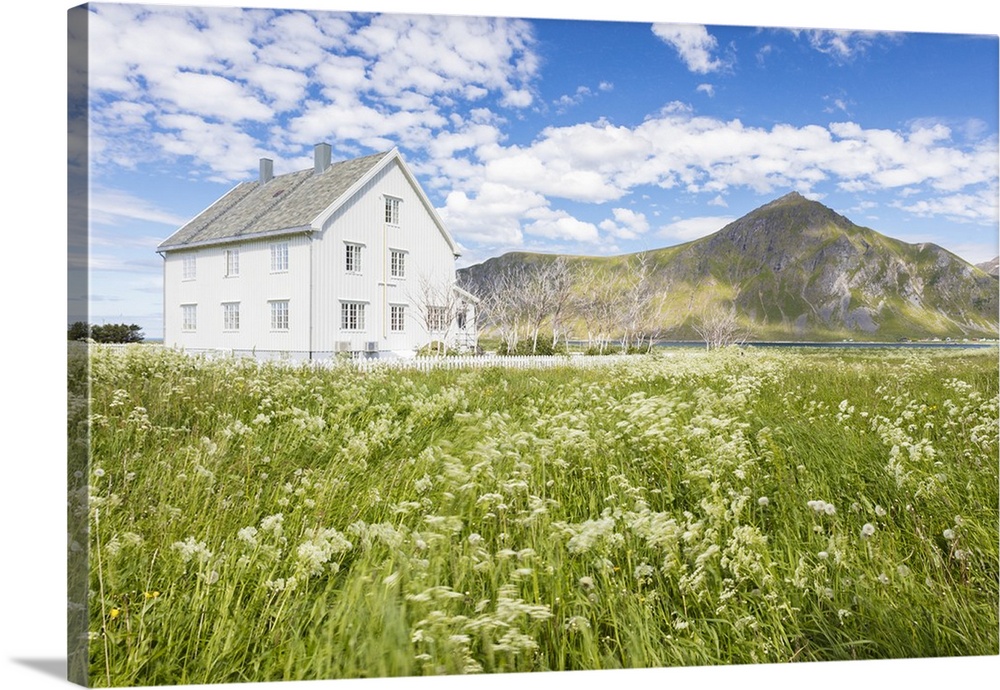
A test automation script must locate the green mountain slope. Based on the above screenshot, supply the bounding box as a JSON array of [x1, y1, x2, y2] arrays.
[[459, 192, 999, 341]]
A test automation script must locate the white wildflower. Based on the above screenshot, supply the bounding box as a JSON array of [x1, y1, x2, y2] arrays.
[[122, 532, 143, 547], [875, 505, 886, 517], [296, 528, 353, 577], [942, 528, 956, 541], [757, 496, 769, 507], [265, 577, 298, 592], [861, 523, 876, 538], [260, 513, 284, 537], [634, 563, 655, 581], [566, 517, 616, 553], [171, 536, 213, 564]]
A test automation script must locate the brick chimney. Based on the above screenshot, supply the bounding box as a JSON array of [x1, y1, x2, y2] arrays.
[[259, 158, 273, 184], [314, 143, 332, 174]]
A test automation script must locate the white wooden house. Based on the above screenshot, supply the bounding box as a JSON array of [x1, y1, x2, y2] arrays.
[[157, 144, 477, 359]]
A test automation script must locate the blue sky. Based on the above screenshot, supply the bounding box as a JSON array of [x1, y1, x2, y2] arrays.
[[80, 1, 999, 339]]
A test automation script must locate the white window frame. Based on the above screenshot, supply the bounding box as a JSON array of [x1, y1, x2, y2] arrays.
[[427, 305, 449, 332], [270, 300, 289, 331], [224, 248, 240, 277], [181, 304, 197, 331], [390, 249, 406, 279], [390, 304, 406, 332], [345, 242, 363, 274], [340, 301, 366, 331], [223, 302, 240, 331], [384, 196, 401, 226], [270, 242, 289, 273], [182, 254, 196, 281]]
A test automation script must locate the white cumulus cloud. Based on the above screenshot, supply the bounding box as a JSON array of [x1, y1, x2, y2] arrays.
[[651, 23, 726, 74], [658, 216, 735, 242]]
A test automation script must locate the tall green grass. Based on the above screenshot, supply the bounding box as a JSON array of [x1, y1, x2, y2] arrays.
[[82, 346, 999, 686]]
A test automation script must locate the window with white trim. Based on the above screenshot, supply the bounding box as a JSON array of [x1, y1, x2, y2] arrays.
[[223, 302, 240, 331], [385, 196, 400, 225], [182, 304, 197, 331], [390, 304, 405, 332], [345, 243, 362, 274], [270, 300, 289, 330], [225, 248, 240, 277], [182, 254, 196, 281], [270, 242, 288, 273], [341, 302, 366, 331], [427, 306, 449, 332], [390, 250, 406, 279]]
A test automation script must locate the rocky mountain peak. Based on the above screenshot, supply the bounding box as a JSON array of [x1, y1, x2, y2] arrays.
[[458, 192, 999, 340]]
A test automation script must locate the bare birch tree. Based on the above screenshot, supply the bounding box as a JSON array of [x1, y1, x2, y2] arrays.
[[411, 274, 461, 356], [544, 257, 575, 350], [617, 252, 659, 351], [472, 264, 529, 353], [693, 306, 752, 349], [522, 257, 574, 353]]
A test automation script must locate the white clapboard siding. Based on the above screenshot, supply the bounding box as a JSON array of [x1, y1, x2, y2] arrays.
[[309, 159, 456, 355], [163, 234, 310, 354]]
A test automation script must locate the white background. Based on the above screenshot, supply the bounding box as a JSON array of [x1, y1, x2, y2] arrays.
[[1, 2, 997, 689]]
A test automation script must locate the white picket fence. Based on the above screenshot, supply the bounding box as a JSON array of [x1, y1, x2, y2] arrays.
[[92, 343, 661, 371], [347, 353, 646, 372]]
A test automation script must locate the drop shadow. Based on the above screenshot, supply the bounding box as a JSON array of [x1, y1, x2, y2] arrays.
[[10, 658, 66, 680]]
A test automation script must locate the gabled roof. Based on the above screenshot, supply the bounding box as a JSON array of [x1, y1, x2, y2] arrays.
[[157, 148, 459, 256], [453, 284, 481, 304]]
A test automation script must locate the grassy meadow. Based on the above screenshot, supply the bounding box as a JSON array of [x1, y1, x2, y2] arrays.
[[77, 345, 999, 686]]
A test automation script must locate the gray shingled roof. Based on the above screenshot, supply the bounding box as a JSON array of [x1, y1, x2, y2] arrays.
[[158, 150, 390, 250]]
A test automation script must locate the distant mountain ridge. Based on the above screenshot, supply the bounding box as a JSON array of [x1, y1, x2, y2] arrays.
[[976, 256, 999, 277], [459, 192, 999, 341]]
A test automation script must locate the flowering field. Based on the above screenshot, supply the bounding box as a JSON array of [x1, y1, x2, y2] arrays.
[[77, 345, 998, 686]]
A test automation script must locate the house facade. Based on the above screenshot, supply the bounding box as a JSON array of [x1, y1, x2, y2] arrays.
[[158, 145, 477, 359]]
